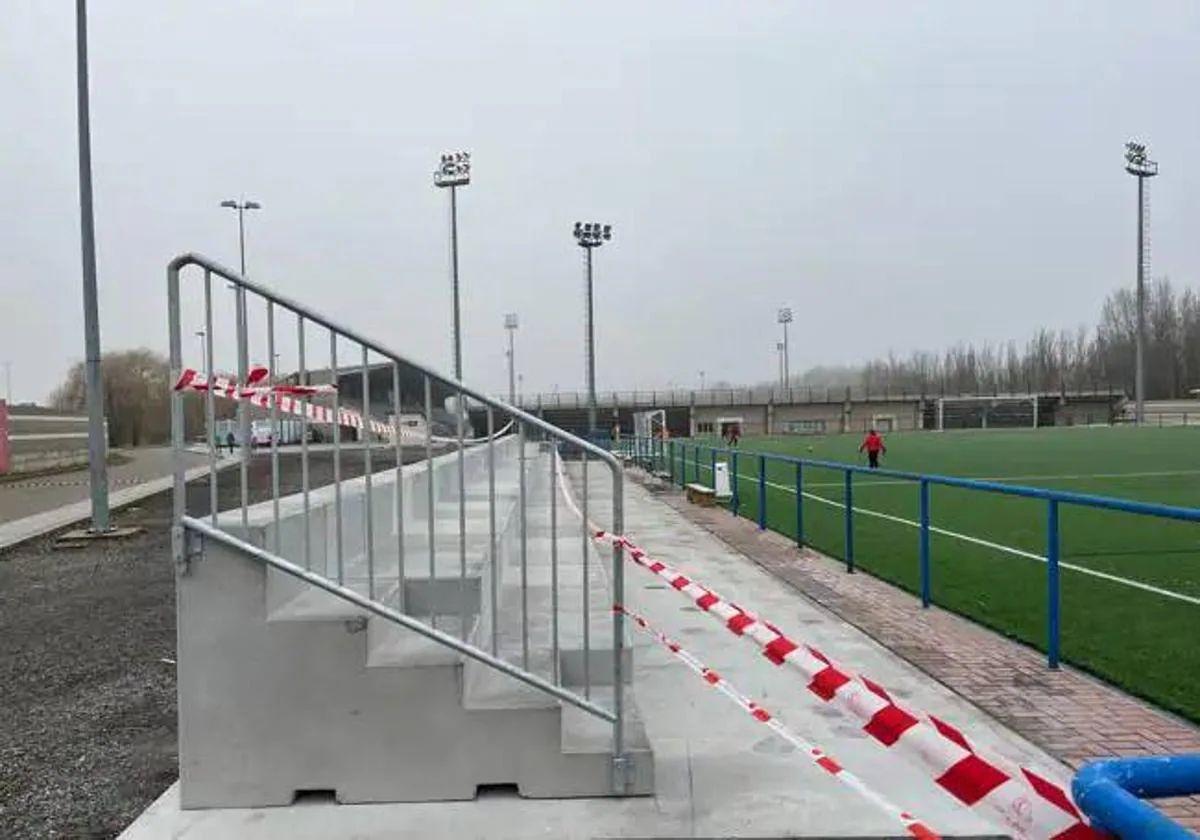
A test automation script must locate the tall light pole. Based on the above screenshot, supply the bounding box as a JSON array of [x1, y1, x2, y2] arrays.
[[1125, 141, 1158, 425], [195, 330, 208, 444], [220, 198, 260, 462], [434, 151, 471, 380], [504, 312, 519, 404], [3, 361, 11, 405], [776, 342, 785, 388], [75, 0, 109, 532], [777, 307, 793, 389], [699, 370, 706, 391], [219, 199, 262, 278], [573, 221, 613, 436]]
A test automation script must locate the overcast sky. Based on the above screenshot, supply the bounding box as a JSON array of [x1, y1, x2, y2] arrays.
[[3, 1, 1199, 403]]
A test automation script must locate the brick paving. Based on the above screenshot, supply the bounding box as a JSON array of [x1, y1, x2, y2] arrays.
[[638, 473, 1200, 830]]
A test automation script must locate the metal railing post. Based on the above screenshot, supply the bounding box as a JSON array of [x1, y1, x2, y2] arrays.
[[203, 270, 217, 526], [610, 459, 627, 790], [795, 460, 803, 546], [757, 455, 767, 530], [844, 469, 855, 572], [362, 347, 375, 600], [331, 334, 343, 584], [167, 262, 185, 568], [919, 478, 931, 608], [1047, 498, 1061, 669]]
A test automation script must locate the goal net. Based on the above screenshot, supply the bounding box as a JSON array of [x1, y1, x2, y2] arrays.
[[633, 409, 668, 440], [934, 395, 1043, 431]]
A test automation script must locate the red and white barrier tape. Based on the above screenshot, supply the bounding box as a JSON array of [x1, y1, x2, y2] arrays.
[[173, 367, 513, 445], [553, 451, 1102, 840], [618, 603, 939, 839]]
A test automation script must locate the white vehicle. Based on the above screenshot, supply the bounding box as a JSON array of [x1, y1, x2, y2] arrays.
[[250, 418, 304, 446]]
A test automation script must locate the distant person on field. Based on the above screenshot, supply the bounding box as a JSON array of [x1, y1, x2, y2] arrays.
[[859, 428, 886, 469], [226, 431, 237, 455], [726, 423, 741, 448]]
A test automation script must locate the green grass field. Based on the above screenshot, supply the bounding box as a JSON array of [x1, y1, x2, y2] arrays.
[[649, 427, 1200, 723]]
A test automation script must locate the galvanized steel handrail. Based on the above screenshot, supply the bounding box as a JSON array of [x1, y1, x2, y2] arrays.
[[168, 252, 629, 777]]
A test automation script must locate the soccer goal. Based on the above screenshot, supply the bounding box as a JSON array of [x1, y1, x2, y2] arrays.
[[934, 395, 1043, 431], [633, 408, 668, 440]]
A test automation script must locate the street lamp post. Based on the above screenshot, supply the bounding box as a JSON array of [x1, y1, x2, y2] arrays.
[[196, 330, 209, 446], [573, 222, 613, 437], [220, 199, 261, 463], [504, 313, 519, 404], [1124, 141, 1158, 425], [75, 0, 110, 532], [777, 307, 793, 389], [776, 342, 785, 389], [434, 151, 471, 380], [699, 370, 706, 392]]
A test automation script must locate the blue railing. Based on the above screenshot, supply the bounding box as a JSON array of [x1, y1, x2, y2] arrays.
[[619, 436, 1200, 670], [1073, 755, 1200, 839]]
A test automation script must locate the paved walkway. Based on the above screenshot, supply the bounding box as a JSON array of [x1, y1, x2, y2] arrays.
[[0, 447, 210, 525], [121, 463, 1059, 838], [647, 474, 1200, 830], [0, 447, 226, 551]]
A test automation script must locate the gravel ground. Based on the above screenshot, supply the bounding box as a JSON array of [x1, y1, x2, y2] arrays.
[[0, 446, 426, 839]]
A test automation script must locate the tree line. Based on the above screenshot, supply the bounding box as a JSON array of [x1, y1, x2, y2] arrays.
[[48, 349, 222, 447], [789, 280, 1200, 398]]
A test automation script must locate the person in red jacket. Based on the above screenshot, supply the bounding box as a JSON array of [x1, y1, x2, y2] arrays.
[[859, 428, 886, 469]]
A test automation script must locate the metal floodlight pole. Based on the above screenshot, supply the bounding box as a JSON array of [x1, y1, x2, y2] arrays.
[[777, 307, 793, 388], [434, 151, 471, 380], [3, 361, 11, 405], [1124, 141, 1158, 425], [220, 199, 261, 462], [573, 221, 613, 437], [75, 0, 110, 532], [504, 313, 519, 404]]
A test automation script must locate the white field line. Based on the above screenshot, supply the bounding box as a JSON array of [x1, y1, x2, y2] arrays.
[[684, 462, 1200, 608]]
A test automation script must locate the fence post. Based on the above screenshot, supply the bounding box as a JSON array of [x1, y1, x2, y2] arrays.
[[710, 448, 717, 486], [695, 445, 701, 483], [680, 444, 687, 488], [668, 440, 675, 484], [919, 478, 931, 608], [844, 470, 855, 572], [795, 461, 804, 546], [731, 450, 740, 516], [1047, 498, 1060, 669], [757, 455, 767, 530]]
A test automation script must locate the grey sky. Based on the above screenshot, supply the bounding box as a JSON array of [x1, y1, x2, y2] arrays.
[[3, 1, 1199, 404]]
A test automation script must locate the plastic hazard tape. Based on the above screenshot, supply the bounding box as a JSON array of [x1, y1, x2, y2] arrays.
[[618, 602, 940, 839], [173, 366, 515, 445], [552, 450, 1103, 840]]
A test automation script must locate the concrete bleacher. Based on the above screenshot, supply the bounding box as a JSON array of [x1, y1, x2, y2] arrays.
[[176, 435, 653, 808]]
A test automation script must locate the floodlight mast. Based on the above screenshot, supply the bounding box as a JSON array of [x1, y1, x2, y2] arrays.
[[504, 312, 519, 405], [434, 151, 471, 380], [1124, 141, 1158, 425], [777, 307, 793, 390], [573, 221, 613, 437]]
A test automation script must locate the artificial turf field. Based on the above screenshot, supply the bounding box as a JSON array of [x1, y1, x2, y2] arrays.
[[651, 426, 1200, 723]]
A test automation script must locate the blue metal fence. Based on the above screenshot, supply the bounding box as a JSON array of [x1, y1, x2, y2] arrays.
[[621, 436, 1200, 671]]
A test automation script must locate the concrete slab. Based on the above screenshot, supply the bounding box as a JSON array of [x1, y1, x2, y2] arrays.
[[121, 469, 1059, 838]]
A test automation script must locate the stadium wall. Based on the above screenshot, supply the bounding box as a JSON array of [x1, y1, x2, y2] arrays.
[[0, 406, 96, 475]]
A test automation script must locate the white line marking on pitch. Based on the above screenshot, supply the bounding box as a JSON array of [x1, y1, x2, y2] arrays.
[[684, 463, 1200, 607], [767, 469, 1200, 490]]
